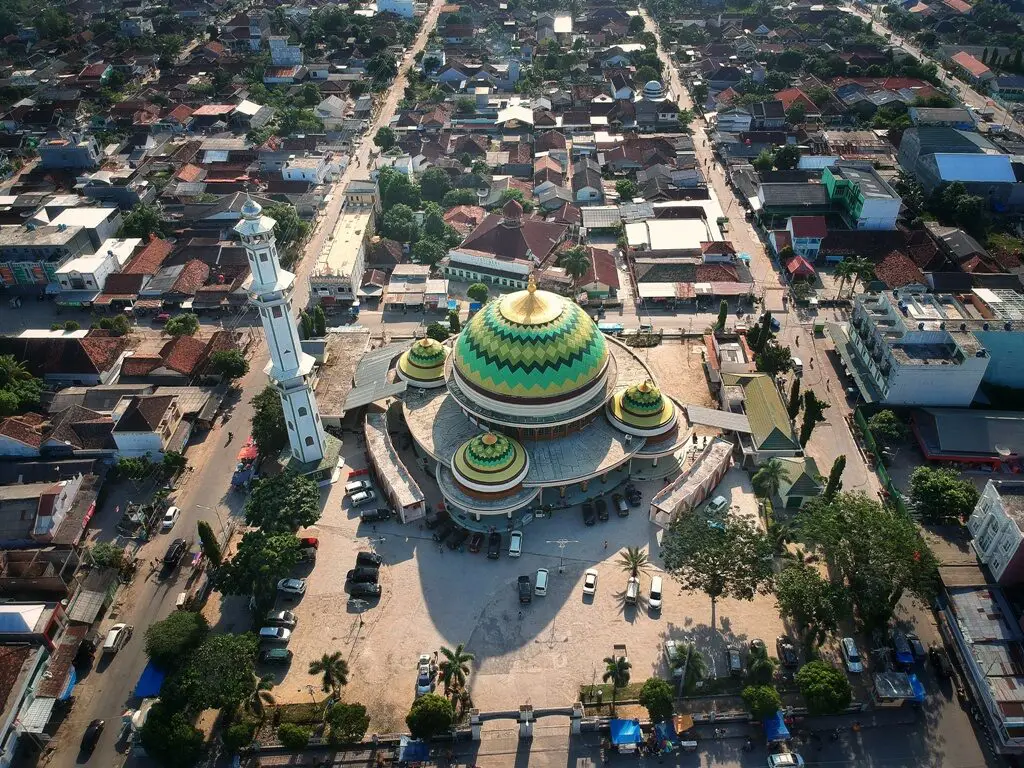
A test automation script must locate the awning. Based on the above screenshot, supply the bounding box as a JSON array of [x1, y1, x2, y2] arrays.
[[135, 660, 167, 698], [58, 666, 77, 701], [909, 673, 926, 704], [18, 697, 56, 734], [764, 710, 790, 742], [609, 719, 644, 745], [55, 290, 99, 307], [397, 736, 430, 762]]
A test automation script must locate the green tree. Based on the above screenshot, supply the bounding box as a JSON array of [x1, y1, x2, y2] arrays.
[[662, 514, 774, 628], [799, 391, 829, 447], [313, 304, 327, 337], [264, 203, 309, 250], [558, 246, 591, 282], [615, 179, 639, 200], [498, 187, 533, 213], [422, 202, 447, 238], [327, 702, 370, 745], [602, 655, 632, 713], [309, 651, 350, 697], [216, 531, 300, 613], [797, 492, 938, 632], [439, 643, 475, 696], [145, 612, 209, 670], [909, 466, 979, 523], [628, 14, 647, 34], [795, 661, 852, 714], [636, 65, 660, 85], [245, 675, 276, 720], [140, 702, 203, 768], [467, 283, 489, 303], [774, 564, 850, 646], [867, 410, 907, 447], [300, 82, 321, 106], [426, 323, 450, 342], [63, 320, 80, 331], [37, 8, 75, 38], [773, 144, 801, 170], [755, 342, 793, 376], [90, 542, 128, 569], [846, 256, 875, 295], [278, 723, 311, 750], [277, 107, 323, 136], [380, 203, 419, 242], [223, 721, 257, 753], [715, 299, 729, 330], [670, 642, 708, 694], [747, 643, 776, 685], [742, 685, 782, 718], [833, 258, 859, 297], [752, 150, 774, 172], [691, 82, 709, 105], [419, 167, 453, 202], [776, 50, 805, 72], [197, 520, 222, 567], [164, 313, 199, 337], [208, 349, 249, 381], [638, 678, 674, 723], [412, 237, 447, 265], [785, 103, 806, 125], [442, 189, 478, 208], [120, 202, 166, 239], [787, 377, 801, 420], [251, 386, 287, 458], [616, 546, 649, 577], [96, 314, 131, 336], [406, 693, 455, 739], [823, 455, 846, 501], [0, 355, 43, 416], [300, 310, 314, 339], [245, 472, 321, 533], [752, 458, 786, 500], [164, 633, 259, 711], [447, 310, 461, 333], [369, 52, 398, 83]]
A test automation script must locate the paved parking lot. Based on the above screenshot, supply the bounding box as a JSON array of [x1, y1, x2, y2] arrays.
[[262, 454, 781, 733]]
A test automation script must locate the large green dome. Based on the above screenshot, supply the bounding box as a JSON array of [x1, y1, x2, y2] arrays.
[[453, 282, 608, 402]]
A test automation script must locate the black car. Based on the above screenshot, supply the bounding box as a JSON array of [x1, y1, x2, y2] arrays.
[[433, 520, 455, 542], [425, 508, 448, 529], [350, 582, 382, 598], [776, 635, 799, 668], [359, 507, 391, 523], [356, 551, 383, 567], [162, 538, 187, 566], [626, 488, 642, 507], [487, 532, 502, 559], [613, 493, 629, 517], [447, 528, 471, 550], [260, 648, 293, 665], [81, 719, 104, 754], [346, 567, 379, 584], [518, 575, 532, 603], [595, 498, 609, 521], [930, 645, 954, 678], [582, 502, 596, 526]]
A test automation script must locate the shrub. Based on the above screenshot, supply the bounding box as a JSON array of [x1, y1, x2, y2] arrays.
[[277, 723, 311, 750], [222, 721, 256, 753]]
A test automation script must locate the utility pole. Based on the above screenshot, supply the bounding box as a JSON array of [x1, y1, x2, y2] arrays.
[[545, 538, 578, 574]]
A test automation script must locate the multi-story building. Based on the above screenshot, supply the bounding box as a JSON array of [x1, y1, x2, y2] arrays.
[[37, 132, 101, 170], [968, 480, 1024, 584], [269, 36, 304, 66], [54, 238, 139, 303], [309, 208, 372, 302], [841, 290, 991, 405], [821, 164, 901, 230], [0, 225, 94, 286], [343, 179, 380, 212]]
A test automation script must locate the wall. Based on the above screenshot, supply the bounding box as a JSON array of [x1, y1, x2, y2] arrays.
[[973, 330, 1024, 387], [883, 356, 987, 405], [112, 430, 163, 457]]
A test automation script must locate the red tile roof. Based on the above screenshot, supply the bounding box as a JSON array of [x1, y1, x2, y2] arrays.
[[952, 51, 990, 78], [0, 413, 45, 449], [701, 241, 737, 256], [121, 355, 163, 377], [772, 230, 792, 251], [176, 163, 205, 182], [123, 235, 173, 275], [78, 62, 108, 79], [696, 264, 740, 281], [789, 215, 828, 239], [580, 247, 619, 289], [166, 104, 194, 123], [874, 250, 926, 288], [943, 0, 972, 13], [192, 104, 235, 116], [161, 335, 209, 375], [774, 87, 819, 114], [170, 259, 211, 295], [80, 335, 131, 373]]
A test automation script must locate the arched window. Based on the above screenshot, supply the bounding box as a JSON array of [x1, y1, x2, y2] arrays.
[[287, 421, 294, 430], [305, 436, 314, 446], [298, 407, 308, 417]]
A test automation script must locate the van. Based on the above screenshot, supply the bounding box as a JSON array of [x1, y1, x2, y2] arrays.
[[535, 568, 549, 596], [791, 357, 804, 375], [625, 576, 640, 604], [649, 576, 663, 612], [102, 623, 132, 655]]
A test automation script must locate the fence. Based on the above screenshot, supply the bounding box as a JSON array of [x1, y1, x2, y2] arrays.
[[853, 408, 910, 517]]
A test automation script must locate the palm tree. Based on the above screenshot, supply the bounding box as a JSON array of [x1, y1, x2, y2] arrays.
[[833, 258, 859, 297], [438, 643, 475, 696], [0, 355, 31, 386], [246, 675, 276, 720], [308, 652, 349, 698], [557, 246, 591, 283], [848, 257, 875, 295], [752, 458, 786, 500], [616, 546, 649, 578], [672, 643, 708, 695], [602, 655, 632, 713]]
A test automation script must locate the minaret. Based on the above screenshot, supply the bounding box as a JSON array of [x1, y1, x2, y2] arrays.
[[235, 197, 327, 466]]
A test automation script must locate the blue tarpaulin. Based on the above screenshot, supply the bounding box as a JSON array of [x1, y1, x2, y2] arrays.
[[909, 673, 926, 704], [610, 719, 644, 745], [398, 736, 430, 763], [763, 710, 790, 743], [654, 721, 678, 748], [134, 661, 166, 698], [58, 667, 77, 701]]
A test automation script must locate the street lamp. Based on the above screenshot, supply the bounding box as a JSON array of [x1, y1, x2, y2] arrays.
[[546, 538, 578, 574], [195, 503, 226, 534]]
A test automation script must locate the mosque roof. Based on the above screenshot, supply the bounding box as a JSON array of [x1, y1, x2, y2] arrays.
[[451, 431, 530, 492]]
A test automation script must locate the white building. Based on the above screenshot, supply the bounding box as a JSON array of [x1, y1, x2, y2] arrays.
[[967, 480, 1024, 584], [378, 0, 415, 17], [269, 35, 304, 65], [283, 155, 330, 184], [310, 208, 372, 301], [237, 198, 328, 468], [54, 237, 138, 295], [843, 290, 990, 406], [111, 394, 189, 458]]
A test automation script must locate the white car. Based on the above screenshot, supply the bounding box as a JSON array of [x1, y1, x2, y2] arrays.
[[258, 626, 292, 644], [350, 489, 377, 507], [345, 479, 373, 495], [509, 531, 523, 558], [161, 506, 180, 531], [277, 578, 307, 596], [582, 568, 598, 595], [767, 752, 805, 768], [841, 636, 864, 673]]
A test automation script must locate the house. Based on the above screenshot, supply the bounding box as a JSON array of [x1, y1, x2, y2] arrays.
[[54, 239, 138, 301], [37, 132, 100, 170], [992, 75, 1024, 101], [379, 0, 415, 17], [111, 394, 189, 458], [283, 156, 330, 185], [575, 246, 619, 298], [775, 88, 820, 121], [908, 107, 975, 129], [715, 106, 752, 133], [968, 480, 1024, 584], [780, 216, 827, 259], [231, 100, 273, 131], [571, 158, 603, 205], [873, 250, 927, 290], [720, 372, 802, 467], [269, 36, 304, 66], [315, 96, 348, 130], [750, 100, 786, 130], [609, 72, 634, 100], [951, 51, 993, 84], [774, 457, 822, 509]]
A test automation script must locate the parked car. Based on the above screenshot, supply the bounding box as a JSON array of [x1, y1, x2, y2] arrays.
[[725, 644, 742, 676], [350, 582, 382, 598], [298, 536, 319, 562], [359, 507, 391, 523], [425, 508, 448, 529], [613, 493, 629, 516], [626, 487, 642, 507], [161, 506, 180, 531], [415, 665, 434, 696], [265, 610, 297, 629], [582, 502, 596, 526], [595, 498, 609, 522], [81, 719, 105, 754], [447, 528, 470, 550], [355, 551, 383, 567], [153, 312, 171, 324], [432, 520, 455, 543], [102, 624, 133, 655], [776, 636, 799, 668], [649, 575, 663, 612], [345, 479, 373, 495], [350, 489, 377, 507], [907, 633, 926, 659], [535, 568, 549, 596], [705, 496, 728, 516], [518, 575, 532, 604], [468, 532, 484, 553], [891, 630, 914, 668], [929, 645, 954, 678], [346, 567, 379, 584], [767, 752, 805, 768], [260, 648, 293, 665], [582, 568, 598, 595], [487, 532, 502, 559], [841, 637, 864, 673], [258, 626, 292, 644], [162, 538, 187, 566], [625, 576, 640, 604], [277, 578, 307, 596], [509, 531, 523, 557]]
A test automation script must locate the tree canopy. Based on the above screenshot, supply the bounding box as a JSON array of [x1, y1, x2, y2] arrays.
[[245, 472, 322, 533], [264, 203, 309, 252], [163, 633, 259, 711], [638, 678, 674, 723], [774, 564, 849, 645], [0, 355, 43, 417], [742, 684, 782, 718], [374, 126, 396, 150], [755, 342, 793, 376], [140, 702, 204, 768], [208, 349, 249, 381], [406, 693, 455, 739], [327, 702, 370, 745], [419, 167, 454, 203], [164, 313, 199, 337], [250, 386, 287, 458], [866, 409, 907, 447], [794, 661, 852, 714], [145, 612, 209, 670], [909, 466, 979, 523], [121, 202, 167, 239], [217, 531, 300, 612]]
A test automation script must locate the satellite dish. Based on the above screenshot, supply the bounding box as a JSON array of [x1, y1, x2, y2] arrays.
[[995, 445, 1012, 457]]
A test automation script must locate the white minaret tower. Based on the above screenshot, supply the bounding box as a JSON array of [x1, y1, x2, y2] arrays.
[[236, 197, 327, 466]]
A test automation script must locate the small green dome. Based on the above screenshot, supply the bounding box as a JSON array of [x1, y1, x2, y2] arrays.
[[608, 380, 677, 436], [452, 431, 529, 493], [453, 282, 608, 402], [398, 337, 447, 387]]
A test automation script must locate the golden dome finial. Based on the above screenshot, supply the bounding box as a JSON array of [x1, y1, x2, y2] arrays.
[[527, 273, 537, 294], [481, 432, 498, 445]]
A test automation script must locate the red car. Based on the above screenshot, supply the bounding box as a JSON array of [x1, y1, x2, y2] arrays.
[[468, 532, 484, 553], [153, 312, 171, 324]]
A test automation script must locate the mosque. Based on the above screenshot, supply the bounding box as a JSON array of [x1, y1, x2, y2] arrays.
[[397, 277, 692, 531]]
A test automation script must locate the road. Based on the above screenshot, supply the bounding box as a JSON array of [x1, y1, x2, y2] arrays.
[[42, 4, 446, 766]]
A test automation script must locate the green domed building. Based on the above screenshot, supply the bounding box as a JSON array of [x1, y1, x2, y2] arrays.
[[397, 337, 448, 388]]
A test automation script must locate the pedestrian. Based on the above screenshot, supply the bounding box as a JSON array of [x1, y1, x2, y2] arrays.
[[604, 540, 608, 549], [518, 610, 523, 619]]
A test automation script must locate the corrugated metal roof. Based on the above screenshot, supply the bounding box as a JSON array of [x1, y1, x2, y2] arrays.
[[684, 405, 752, 433], [934, 153, 1015, 183], [721, 373, 799, 450]]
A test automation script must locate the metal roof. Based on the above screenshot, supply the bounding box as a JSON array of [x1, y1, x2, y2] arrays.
[[353, 342, 408, 387], [19, 696, 56, 733], [684, 405, 752, 433], [66, 588, 108, 623], [344, 381, 407, 411], [934, 153, 1016, 183]]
